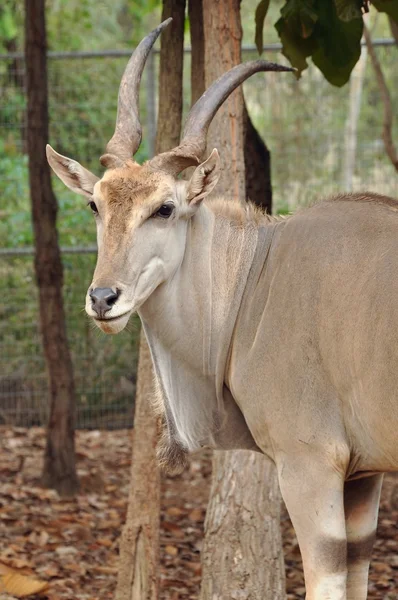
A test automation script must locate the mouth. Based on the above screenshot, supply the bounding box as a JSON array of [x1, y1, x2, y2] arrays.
[[92, 309, 133, 334], [93, 311, 131, 323]]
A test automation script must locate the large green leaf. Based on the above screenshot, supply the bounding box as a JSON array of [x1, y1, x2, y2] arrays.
[[275, 0, 363, 86], [372, 0, 398, 22], [280, 0, 318, 38], [275, 16, 318, 77], [275, 0, 318, 77], [255, 0, 271, 54], [335, 0, 364, 21], [312, 1, 363, 87]]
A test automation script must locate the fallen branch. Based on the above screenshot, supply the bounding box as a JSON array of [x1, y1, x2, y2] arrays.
[[363, 23, 398, 173]]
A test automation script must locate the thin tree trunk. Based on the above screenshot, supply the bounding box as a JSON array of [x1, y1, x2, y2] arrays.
[[25, 0, 78, 498], [389, 16, 398, 45], [363, 23, 398, 172], [114, 3, 186, 598], [200, 1, 285, 598], [157, 0, 186, 151], [342, 43, 368, 190], [243, 102, 272, 212], [188, 0, 205, 104]]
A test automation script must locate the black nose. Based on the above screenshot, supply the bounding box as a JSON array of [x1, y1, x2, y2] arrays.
[[89, 287, 120, 318]]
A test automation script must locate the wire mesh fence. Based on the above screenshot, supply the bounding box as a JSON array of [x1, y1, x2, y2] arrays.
[[0, 41, 397, 428], [0, 251, 139, 429]]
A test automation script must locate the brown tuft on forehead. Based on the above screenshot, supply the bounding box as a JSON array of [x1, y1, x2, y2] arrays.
[[100, 160, 165, 209], [98, 161, 175, 235]]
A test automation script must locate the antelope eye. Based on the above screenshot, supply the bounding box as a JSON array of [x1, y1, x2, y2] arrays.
[[88, 201, 98, 214], [155, 203, 174, 218]]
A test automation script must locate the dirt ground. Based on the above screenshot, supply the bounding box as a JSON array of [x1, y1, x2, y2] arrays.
[[0, 428, 397, 599]]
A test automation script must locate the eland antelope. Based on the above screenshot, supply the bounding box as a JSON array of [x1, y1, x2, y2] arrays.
[[47, 19, 398, 600]]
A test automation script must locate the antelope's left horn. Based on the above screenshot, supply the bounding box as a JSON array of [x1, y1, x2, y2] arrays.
[[100, 18, 172, 167]]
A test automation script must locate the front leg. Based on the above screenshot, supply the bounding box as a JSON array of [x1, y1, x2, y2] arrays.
[[344, 474, 383, 600], [277, 454, 347, 600]]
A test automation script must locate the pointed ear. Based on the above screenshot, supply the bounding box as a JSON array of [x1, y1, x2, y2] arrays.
[[186, 149, 220, 205], [46, 144, 99, 198]]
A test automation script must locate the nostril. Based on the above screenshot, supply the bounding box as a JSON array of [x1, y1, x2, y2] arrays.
[[106, 289, 119, 307], [89, 287, 121, 316]]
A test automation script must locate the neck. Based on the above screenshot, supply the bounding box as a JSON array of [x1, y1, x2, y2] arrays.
[[138, 202, 276, 453]]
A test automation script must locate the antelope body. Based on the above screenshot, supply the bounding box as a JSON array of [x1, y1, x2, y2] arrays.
[[47, 20, 398, 600]]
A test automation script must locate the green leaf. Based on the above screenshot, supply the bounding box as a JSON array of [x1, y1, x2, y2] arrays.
[[312, 1, 363, 86], [275, 0, 318, 77], [275, 0, 363, 86], [335, 0, 364, 21], [280, 0, 318, 38], [275, 16, 318, 78], [255, 0, 271, 54], [372, 0, 398, 22]]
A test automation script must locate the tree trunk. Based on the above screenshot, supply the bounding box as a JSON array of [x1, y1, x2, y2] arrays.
[[203, 0, 246, 203], [201, 452, 285, 600], [188, 0, 205, 104], [342, 43, 368, 191], [25, 0, 78, 498], [389, 16, 398, 45], [243, 103, 272, 212], [114, 3, 186, 599], [200, 1, 285, 598], [115, 334, 161, 600], [363, 24, 398, 172], [157, 0, 186, 151]]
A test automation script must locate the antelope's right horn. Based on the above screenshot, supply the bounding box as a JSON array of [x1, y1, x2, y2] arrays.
[[148, 59, 294, 176]]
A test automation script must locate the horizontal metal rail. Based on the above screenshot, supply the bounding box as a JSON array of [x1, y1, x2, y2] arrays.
[[0, 39, 395, 61], [0, 247, 97, 257]]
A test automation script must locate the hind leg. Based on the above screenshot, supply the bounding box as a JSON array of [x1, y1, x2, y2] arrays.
[[344, 474, 383, 600]]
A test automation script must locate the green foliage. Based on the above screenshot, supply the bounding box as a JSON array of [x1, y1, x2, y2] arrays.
[[0, 0, 23, 52], [275, 0, 363, 86], [274, 1, 318, 76], [0, 3, 17, 44], [256, 0, 398, 86], [311, 2, 363, 87], [46, 0, 93, 51]]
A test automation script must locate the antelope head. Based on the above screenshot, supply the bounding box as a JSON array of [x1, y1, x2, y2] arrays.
[[47, 20, 292, 334]]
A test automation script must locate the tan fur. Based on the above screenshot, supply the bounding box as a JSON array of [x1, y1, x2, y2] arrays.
[[326, 191, 398, 210], [206, 196, 285, 226], [49, 138, 398, 600], [102, 162, 286, 230], [100, 161, 167, 208]]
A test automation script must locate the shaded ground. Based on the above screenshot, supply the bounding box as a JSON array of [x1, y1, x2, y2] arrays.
[[0, 428, 397, 599]]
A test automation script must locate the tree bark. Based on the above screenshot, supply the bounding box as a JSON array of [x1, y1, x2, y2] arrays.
[[114, 335, 161, 600], [363, 24, 398, 172], [389, 16, 398, 45], [114, 3, 186, 599], [200, 1, 285, 598], [25, 0, 78, 498], [203, 0, 246, 202], [201, 452, 285, 600], [342, 43, 368, 190], [243, 103, 272, 212], [188, 0, 205, 103], [157, 0, 186, 151]]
